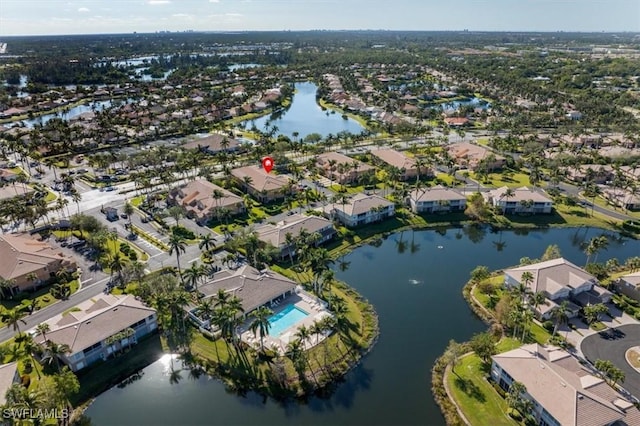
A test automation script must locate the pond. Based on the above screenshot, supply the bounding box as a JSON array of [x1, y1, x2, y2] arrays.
[[439, 97, 490, 111], [241, 81, 367, 140], [84, 226, 640, 426], [19, 99, 135, 128]]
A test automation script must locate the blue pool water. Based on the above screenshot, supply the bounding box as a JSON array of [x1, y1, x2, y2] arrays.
[[268, 305, 309, 336]]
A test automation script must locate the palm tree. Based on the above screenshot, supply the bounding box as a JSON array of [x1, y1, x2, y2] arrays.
[[309, 320, 325, 345], [0, 278, 14, 300], [551, 300, 570, 336], [2, 307, 27, 334], [42, 341, 71, 371], [249, 306, 273, 351], [123, 201, 134, 227], [500, 188, 515, 214], [183, 261, 205, 292], [17, 333, 42, 379], [36, 323, 50, 343], [198, 233, 215, 254], [168, 231, 187, 283], [109, 252, 126, 286]]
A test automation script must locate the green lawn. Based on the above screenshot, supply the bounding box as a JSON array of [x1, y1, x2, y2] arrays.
[[447, 354, 518, 426], [470, 170, 531, 188], [435, 173, 456, 186]]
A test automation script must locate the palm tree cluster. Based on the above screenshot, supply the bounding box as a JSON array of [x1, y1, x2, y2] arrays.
[[504, 272, 548, 342]]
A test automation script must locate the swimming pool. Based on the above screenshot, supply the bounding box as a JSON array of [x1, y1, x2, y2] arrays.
[[268, 305, 309, 337]]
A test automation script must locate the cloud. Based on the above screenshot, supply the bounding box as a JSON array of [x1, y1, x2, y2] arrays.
[[209, 0, 220, 3], [148, 0, 170, 4], [78, 7, 90, 13], [172, 13, 191, 18]]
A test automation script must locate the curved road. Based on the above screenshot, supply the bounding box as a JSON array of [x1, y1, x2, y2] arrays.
[[581, 324, 640, 399]]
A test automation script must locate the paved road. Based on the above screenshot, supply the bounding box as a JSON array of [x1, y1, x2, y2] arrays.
[[557, 182, 634, 222], [581, 323, 640, 400]]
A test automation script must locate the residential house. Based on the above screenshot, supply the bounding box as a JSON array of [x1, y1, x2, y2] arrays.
[[316, 152, 375, 184], [36, 294, 158, 372], [254, 213, 336, 259], [231, 165, 293, 203], [485, 186, 553, 215], [566, 165, 614, 184], [0, 233, 77, 294], [503, 258, 611, 320], [0, 362, 19, 405], [370, 148, 431, 180], [182, 133, 241, 154], [447, 142, 505, 171], [601, 187, 640, 211], [408, 185, 467, 214], [191, 265, 297, 329], [443, 117, 470, 127], [614, 272, 640, 302], [322, 193, 395, 227], [491, 344, 640, 426], [168, 179, 245, 224]]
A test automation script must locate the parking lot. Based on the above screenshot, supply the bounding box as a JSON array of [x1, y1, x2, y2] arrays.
[[582, 324, 640, 400]]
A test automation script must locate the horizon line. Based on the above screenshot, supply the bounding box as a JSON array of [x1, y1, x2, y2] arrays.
[[1, 29, 640, 38]]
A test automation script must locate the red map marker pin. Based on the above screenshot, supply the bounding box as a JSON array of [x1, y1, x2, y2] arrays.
[[262, 156, 274, 173]]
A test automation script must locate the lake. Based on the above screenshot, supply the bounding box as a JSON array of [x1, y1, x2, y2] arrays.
[[19, 99, 134, 128], [241, 81, 367, 140], [84, 226, 640, 426]]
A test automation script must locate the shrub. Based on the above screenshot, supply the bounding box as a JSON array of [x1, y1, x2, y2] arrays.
[[543, 321, 554, 333], [128, 251, 138, 262], [171, 225, 196, 240]]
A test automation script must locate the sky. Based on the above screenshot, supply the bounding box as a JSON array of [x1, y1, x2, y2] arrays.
[[0, 0, 638, 36]]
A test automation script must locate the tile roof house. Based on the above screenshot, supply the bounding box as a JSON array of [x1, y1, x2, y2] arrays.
[[316, 152, 375, 184], [566, 165, 614, 184], [504, 258, 611, 320], [601, 187, 640, 211], [0, 234, 77, 294], [254, 213, 336, 259], [447, 142, 505, 171], [408, 185, 467, 214], [322, 193, 395, 227], [36, 294, 157, 372], [484, 186, 553, 215], [614, 271, 640, 303], [182, 133, 241, 154], [491, 344, 640, 426], [168, 179, 245, 224], [192, 265, 298, 328], [0, 362, 19, 405], [231, 165, 294, 203], [370, 148, 431, 180]]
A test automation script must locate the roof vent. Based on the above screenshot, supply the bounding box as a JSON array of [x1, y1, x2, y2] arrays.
[[561, 382, 566, 387]]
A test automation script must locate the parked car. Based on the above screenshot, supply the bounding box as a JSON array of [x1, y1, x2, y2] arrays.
[[104, 186, 115, 192]]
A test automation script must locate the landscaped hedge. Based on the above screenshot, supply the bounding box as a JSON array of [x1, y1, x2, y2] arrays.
[[432, 354, 467, 426]]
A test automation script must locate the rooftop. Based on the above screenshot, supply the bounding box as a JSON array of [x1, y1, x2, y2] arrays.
[[38, 294, 156, 353], [493, 344, 640, 426]]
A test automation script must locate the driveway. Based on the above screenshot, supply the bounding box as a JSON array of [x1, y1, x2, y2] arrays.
[[581, 323, 640, 400]]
